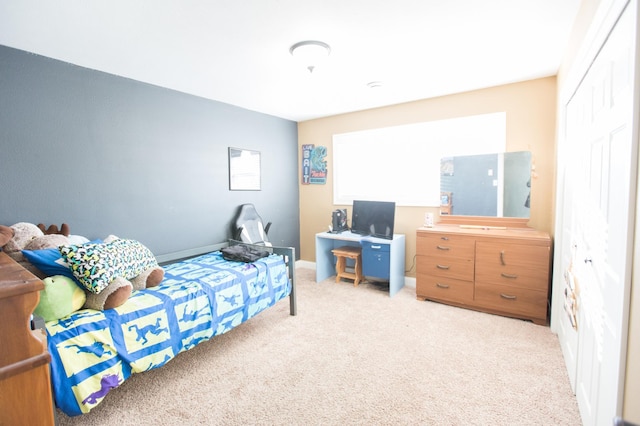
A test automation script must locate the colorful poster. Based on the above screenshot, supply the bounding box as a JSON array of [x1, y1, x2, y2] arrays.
[[302, 144, 327, 185]]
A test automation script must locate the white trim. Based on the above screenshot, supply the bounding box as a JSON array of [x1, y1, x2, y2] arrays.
[[296, 260, 316, 270]]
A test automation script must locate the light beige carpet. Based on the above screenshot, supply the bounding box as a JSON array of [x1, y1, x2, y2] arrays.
[[55, 267, 582, 426]]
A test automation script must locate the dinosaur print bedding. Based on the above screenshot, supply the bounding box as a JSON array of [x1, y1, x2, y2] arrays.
[[46, 250, 292, 416]]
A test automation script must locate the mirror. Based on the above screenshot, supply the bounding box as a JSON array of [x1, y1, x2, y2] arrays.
[[440, 151, 531, 218]]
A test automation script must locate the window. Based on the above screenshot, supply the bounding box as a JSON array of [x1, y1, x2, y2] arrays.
[[333, 112, 506, 206]]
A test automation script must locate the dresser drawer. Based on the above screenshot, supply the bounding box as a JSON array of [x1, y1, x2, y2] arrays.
[[417, 234, 475, 260], [416, 255, 474, 281], [475, 241, 550, 290], [416, 273, 474, 305], [361, 241, 390, 279], [474, 282, 548, 321]]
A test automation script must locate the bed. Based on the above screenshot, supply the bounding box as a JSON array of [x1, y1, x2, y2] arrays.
[[41, 240, 296, 417]]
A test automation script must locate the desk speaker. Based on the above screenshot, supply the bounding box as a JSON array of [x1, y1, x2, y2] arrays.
[[332, 209, 348, 233]]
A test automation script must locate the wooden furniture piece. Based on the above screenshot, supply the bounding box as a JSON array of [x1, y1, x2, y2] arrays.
[[416, 220, 551, 325], [315, 231, 406, 296], [0, 252, 55, 425], [332, 246, 363, 286]]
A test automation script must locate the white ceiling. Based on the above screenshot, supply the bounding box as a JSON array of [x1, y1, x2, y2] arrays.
[[0, 0, 581, 122]]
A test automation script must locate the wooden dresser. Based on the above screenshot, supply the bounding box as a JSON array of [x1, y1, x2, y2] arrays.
[[0, 252, 55, 425], [416, 219, 551, 325]]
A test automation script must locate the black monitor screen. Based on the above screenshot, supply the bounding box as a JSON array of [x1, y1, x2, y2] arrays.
[[351, 200, 395, 239]]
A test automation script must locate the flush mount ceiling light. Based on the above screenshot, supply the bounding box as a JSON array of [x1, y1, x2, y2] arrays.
[[289, 40, 331, 73]]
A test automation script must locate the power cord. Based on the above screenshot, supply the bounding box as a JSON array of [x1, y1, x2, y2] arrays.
[[405, 254, 417, 274]]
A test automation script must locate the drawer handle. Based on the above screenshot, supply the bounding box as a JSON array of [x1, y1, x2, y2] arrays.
[[436, 245, 450, 251], [501, 273, 518, 279], [500, 293, 517, 300], [440, 236, 449, 241], [500, 250, 506, 265], [436, 264, 450, 270], [436, 282, 450, 289]]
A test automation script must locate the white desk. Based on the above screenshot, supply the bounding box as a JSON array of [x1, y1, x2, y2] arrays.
[[315, 231, 406, 297]]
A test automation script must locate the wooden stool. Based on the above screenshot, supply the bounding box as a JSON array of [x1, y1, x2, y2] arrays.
[[331, 246, 363, 286]]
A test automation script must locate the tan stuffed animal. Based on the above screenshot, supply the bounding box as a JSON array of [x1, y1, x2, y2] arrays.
[[60, 235, 164, 310], [2, 222, 43, 261], [37, 223, 70, 237], [1, 222, 79, 279], [1, 222, 52, 275]]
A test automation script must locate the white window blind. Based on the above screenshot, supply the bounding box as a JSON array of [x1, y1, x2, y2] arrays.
[[333, 112, 506, 206]]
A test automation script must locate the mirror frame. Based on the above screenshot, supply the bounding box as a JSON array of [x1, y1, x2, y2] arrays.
[[438, 215, 530, 228]]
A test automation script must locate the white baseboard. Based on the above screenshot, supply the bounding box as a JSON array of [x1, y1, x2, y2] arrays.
[[296, 260, 316, 270], [404, 276, 416, 289], [295, 259, 415, 288]]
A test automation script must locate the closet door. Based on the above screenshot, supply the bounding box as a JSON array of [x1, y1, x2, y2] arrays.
[[553, 78, 584, 392], [554, 2, 637, 425]]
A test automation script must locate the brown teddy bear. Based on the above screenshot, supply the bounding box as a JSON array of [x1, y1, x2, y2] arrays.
[[62, 234, 165, 310], [0, 225, 14, 248]]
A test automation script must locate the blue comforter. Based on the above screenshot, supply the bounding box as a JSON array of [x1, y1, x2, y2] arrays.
[[46, 251, 291, 416]]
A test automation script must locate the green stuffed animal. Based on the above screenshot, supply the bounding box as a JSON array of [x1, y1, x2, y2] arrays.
[[34, 275, 87, 321]]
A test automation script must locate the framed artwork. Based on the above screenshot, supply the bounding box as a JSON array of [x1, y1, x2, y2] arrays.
[[301, 144, 327, 185], [229, 147, 261, 191]]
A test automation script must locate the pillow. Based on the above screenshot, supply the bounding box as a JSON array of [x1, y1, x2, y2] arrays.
[[22, 247, 75, 279], [67, 234, 90, 245], [59, 238, 158, 294], [22, 239, 103, 280]]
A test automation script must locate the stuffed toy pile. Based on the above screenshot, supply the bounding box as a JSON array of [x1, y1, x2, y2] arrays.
[[1, 222, 70, 274], [0, 222, 164, 319]]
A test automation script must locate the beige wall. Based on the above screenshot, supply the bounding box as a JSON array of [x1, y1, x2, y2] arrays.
[[298, 76, 557, 275]]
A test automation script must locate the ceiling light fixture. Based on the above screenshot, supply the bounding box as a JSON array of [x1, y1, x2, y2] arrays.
[[289, 40, 331, 73]]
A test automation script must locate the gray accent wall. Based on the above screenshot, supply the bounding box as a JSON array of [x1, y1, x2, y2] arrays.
[[0, 45, 300, 256]]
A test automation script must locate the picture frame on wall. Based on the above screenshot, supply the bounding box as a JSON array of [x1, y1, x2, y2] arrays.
[[229, 147, 261, 191]]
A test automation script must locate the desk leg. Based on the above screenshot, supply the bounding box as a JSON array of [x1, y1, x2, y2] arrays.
[[388, 236, 406, 297], [315, 236, 336, 282]]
